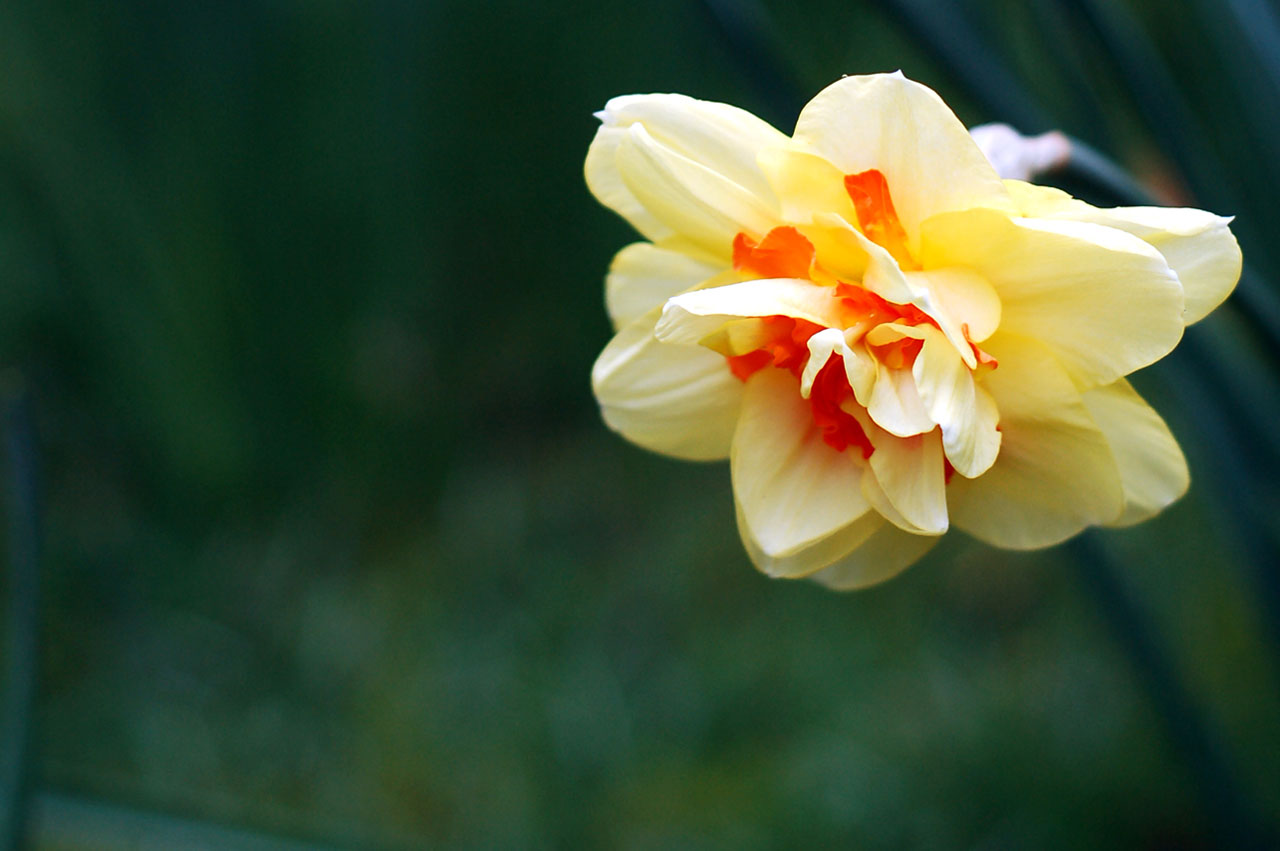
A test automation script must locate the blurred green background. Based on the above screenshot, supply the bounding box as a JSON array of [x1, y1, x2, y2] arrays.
[[1, 0, 1278, 848]]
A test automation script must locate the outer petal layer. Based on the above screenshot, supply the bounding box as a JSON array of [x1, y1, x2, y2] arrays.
[[792, 73, 1014, 246], [614, 124, 778, 257], [605, 242, 720, 330], [587, 94, 787, 258], [948, 333, 1125, 547], [595, 93, 790, 203], [922, 208, 1185, 389], [732, 368, 873, 561], [1082, 378, 1189, 527], [585, 124, 675, 245], [1005, 180, 1241, 324], [593, 308, 743, 460]]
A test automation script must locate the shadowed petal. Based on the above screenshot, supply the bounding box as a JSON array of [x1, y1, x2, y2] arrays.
[[809, 523, 941, 590], [736, 501, 884, 579], [1083, 378, 1189, 527], [911, 324, 1001, 478]]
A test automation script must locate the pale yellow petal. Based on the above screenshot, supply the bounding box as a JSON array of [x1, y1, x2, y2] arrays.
[[798, 215, 871, 286], [792, 73, 1013, 247], [655, 278, 845, 346], [1006, 180, 1240, 325], [732, 368, 872, 559], [585, 125, 675, 243], [615, 124, 778, 257], [1002, 179, 1074, 214], [855, 323, 935, 437], [757, 146, 860, 225], [605, 242, 721, 330], [859, 413, 950, 535], [1155, 221, 1240, 324], [597, 93, 789, 203], [859, 456, 918, 533], [799, 328, 876, 402], [808, 522, 941, 591], [736, 500, 884, 579], [810, 212, 917, 306], [921, 207, 1184, 389], [865, 360, 935, 437], [911, 324, 1001, 478], [947, 333, 1125, 548], [592, 308, 742, 460], [798, 328, 845, 398], [1082, 378, 1189, 527], [906, 266, 1001, 343]]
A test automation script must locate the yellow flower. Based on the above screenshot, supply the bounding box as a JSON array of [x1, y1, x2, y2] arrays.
[[586, 73, 1241, 589]]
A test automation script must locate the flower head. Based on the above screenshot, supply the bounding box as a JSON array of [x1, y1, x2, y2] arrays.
[[586, 73, 1241, 589]]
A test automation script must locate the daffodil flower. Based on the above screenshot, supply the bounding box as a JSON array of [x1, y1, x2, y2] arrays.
[[587, 73, 1241, 589]]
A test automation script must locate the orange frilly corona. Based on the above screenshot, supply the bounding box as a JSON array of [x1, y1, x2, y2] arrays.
[[586, 73, 1241, 589]]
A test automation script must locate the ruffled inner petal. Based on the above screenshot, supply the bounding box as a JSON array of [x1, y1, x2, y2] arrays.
[[911, 324, 1001, 478], [854, 407, 949, 535], [655, 278, 847, 346]]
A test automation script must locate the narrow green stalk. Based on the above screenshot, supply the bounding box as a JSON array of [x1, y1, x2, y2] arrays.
[[0, 374, 40, 850], [1069, 536, 1270, 849], [1058, 137, 1159, 205]]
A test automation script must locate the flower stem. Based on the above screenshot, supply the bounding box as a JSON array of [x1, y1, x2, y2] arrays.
[[1057, 137, 1158, 205]]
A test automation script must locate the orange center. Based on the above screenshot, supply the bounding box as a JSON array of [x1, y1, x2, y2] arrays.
[[723, 170, 956, 456], [725, 315, 873, 457], [844, 169, 919, 270]]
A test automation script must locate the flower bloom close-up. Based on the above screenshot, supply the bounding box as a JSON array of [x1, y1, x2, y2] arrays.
[[587, 73, 1241, 590]]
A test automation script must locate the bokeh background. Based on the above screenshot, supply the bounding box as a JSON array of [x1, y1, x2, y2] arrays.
[[1, 0, 1279, 848]]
